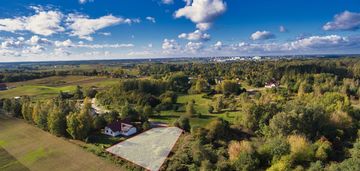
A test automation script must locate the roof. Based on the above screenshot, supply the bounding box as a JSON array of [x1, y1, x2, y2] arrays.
[[106, 120, 133, 132]]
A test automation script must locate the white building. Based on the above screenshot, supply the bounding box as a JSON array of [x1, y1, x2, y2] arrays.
[[104, 120, 137, 137]]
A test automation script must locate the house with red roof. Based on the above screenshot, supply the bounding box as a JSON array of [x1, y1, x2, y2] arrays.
[[0, 83, 7, 91], [104, 120, 137, 137]]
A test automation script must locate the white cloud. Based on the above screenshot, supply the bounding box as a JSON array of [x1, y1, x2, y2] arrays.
[[66, 14, 138, 41], [185, 41, 203, 52], [178, 30, 210, 41], [251, 31, 275, 40], [22, 45, 45, 54], [286, 35, 350, 50], [99, 32, 111, 36], [54, 48, 71, 56], [54, 39, 74, 47], [128, 51, 153, 56], [323, 11, 360, 31], [213, 41, 223, 50], [162, 0, 174, 4], [1, 38, 24, 49], [175, 0, 226, 31], [79, 0, 93, 4], [279, 26, 287, 33], [148, 43, 153, 48], [162, 39, 181, 54], [77, 43, 134, 48], [28, 35, 51, 45], [146, 16, 156, 23], [0, 10, 64, 36]]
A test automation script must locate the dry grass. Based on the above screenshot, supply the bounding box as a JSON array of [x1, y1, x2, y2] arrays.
[[0, 115, 122, 171], [228, 140, 253, 161]]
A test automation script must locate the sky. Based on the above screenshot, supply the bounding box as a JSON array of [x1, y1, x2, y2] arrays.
[[0, 0, 360, 62]]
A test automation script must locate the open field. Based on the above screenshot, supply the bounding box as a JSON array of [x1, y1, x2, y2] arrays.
[[0, 147, 29, 171], [0, 76, 119, 99], [107, 127, 183, 171], [0, 114, 122, 171], [151, 94, 239, 127]]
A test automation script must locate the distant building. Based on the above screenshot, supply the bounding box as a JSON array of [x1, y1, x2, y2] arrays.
[[104, 120, 137, 137], [253, 56, 262, 60], [0, 83, 7, 91], [265, 79, 279, 88]]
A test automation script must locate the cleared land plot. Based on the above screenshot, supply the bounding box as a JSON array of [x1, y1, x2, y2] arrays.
[[151, 94, 238, 127], [0, 115, 122, 171], [1, 76, 119, 99], [106, 127, 183, 171], [0, 147, 29, 171]]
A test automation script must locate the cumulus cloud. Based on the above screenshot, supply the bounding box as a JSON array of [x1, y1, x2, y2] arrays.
[[251, 31, 275, 40], [66, 14, 138, 41], [223, 35, 360, 54], [323, 11, 360, 31], [77, 43, 134, 48], [213, 41, 223, 50], [175, 0, 226, 30], [54, 39, 74, 47], [146, 16, 156, 23], [22, 45, 45, 54], [162, 39, 181, 54], [28, 35, 51, 45], [185, 42, 203, 52], [0, 10, 64, 36], [178, 30, 210, 41]]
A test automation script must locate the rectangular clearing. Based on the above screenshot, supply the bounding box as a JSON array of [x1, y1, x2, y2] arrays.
[[0, 115, 121, 171], [106, 127, 183, 171]]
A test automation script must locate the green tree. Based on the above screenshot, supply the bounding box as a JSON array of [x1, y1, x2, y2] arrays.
[[48, 106, 66, 136], [73, 85, 84, 99], [195, 79, 208, 93], [214, 96, 224, 113], [206, 118, 230, 141], [2, 99, 11, 112], [186, 101, 196, 117], [32, 101, 51, 130], [174, 116, 191, 132], [92, 115, 106, 130], [85, 88, 98, 98], [208, 105, 214, 113], [66, 106, 92, 140], [21, 99, 33, 121]]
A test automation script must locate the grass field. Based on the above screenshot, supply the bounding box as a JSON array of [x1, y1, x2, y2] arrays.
[[0, 147, 29, 171], [0, 114, 122, 171], [0, 76, 120, 99], [151, 94, 240, 127]]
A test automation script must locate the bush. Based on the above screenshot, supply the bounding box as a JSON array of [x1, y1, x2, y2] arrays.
[[232, 152, 259, 171], [173, 116, 191, 132]]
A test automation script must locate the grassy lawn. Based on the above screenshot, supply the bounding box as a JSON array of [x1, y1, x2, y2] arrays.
[[151, 94, 240, 127], [0, 85, 76, 99], [0, 114, 122, 171], [0, 76, 120, 99]]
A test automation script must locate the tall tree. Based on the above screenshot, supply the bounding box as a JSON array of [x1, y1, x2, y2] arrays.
[[48, 106, 66, 136]]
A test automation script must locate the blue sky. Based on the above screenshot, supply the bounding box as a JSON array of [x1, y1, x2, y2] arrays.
[[0, 0, 360, 61]]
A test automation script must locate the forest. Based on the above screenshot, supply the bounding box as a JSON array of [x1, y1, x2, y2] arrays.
[[1, 57, 360, 171]]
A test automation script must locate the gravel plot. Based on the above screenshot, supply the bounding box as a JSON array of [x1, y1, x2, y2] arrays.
[[106, 127, 183, 171]]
